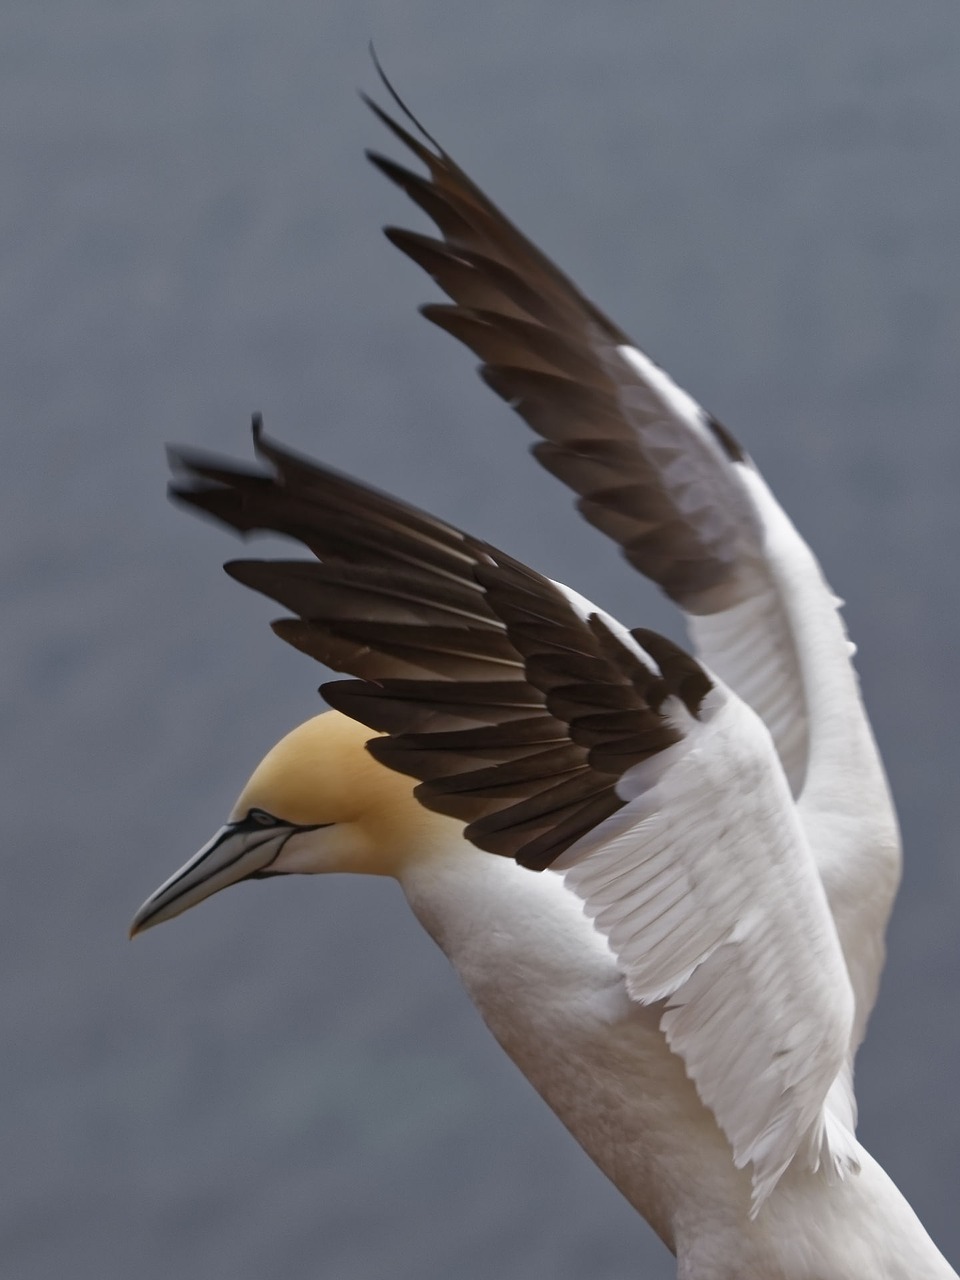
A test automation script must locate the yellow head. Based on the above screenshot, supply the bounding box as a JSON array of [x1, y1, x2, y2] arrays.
[[130, 711, 460, 936]]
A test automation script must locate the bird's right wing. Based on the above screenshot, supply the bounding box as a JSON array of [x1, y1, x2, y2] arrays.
[[169, 424, 858, 1210], [365, 79, 902, 1050], [363, 86, 805, 785]]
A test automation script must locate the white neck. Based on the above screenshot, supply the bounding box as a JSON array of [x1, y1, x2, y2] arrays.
[[399, 845, 956, 1280]]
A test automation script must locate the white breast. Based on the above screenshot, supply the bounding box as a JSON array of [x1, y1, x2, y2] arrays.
[[398, 843, 957, 1280]]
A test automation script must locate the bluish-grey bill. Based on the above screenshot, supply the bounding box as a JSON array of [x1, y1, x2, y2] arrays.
[[129, 817, 297, 937]]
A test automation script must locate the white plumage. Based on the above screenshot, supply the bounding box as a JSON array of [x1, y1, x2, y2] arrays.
[[561, 685, 858, 1208]]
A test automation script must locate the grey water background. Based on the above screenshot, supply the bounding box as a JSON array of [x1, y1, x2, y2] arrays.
[[3, 2, 959, 1277]]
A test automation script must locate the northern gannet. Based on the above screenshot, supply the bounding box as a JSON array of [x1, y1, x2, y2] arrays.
[[131, 79, 957, 1279]]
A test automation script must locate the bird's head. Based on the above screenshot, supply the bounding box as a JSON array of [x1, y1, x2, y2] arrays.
[[129, 710, 457, 936]]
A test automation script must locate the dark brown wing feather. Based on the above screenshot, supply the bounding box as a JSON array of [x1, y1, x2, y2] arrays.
[[171, 422, 711, 869], [366, 75, 771, 614]]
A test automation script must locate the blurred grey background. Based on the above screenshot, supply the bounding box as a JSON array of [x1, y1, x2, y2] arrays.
[[3, 2, 958, 1277]]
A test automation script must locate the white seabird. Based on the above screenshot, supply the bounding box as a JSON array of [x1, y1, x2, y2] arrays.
[[131, 80, 957, 1279]]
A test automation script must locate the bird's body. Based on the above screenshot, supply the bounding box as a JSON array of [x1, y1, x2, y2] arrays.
[[402, 839, 953, 1279], [130, 73, 957, 1277]]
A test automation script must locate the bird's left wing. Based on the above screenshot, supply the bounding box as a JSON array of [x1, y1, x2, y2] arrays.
[[171, 423, 857, 1207]]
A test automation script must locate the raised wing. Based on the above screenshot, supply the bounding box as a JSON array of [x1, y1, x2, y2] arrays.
[[365, 77, 901, 1049], [170, 422, 858, 1207]]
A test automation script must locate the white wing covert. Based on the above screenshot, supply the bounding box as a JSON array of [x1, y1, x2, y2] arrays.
[[556, 674, 859, 1210]]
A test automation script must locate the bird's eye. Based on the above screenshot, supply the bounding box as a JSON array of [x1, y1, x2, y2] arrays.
[[248, 809, 276, 827]]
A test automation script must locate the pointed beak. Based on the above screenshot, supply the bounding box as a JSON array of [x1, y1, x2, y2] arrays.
[[129, 818, 298, 938]]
